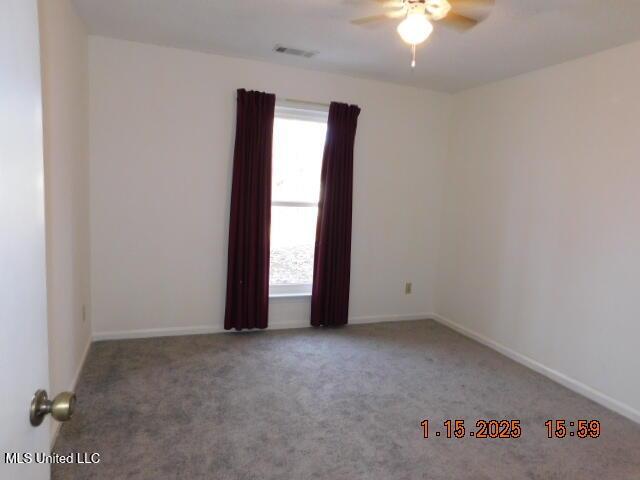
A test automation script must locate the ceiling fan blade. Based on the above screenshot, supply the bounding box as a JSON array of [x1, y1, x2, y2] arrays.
[[351, 14, 393, 25], [385, 9, 406, 18], [377, 0, 405, 6], [437, 12, 478, 31], [449, 0, 494, 22], [351, 10, 405, 25]]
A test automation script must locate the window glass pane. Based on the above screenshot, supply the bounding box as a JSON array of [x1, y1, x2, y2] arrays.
[[270, 206, 318, 286], [272, 117, 326, 203]]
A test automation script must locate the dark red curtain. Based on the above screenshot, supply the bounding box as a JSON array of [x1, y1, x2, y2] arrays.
[[224, 89, 276, 331], [311, 102, 361, 327]]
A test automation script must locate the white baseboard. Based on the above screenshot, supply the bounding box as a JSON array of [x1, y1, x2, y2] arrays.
[[93, 325, 225, 341], [430, 313, 640, 424], [350, 313, 433, 324], [92, 313, 434, 341], [50, 337, 92, 449]]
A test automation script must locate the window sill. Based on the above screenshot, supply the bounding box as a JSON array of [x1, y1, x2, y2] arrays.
[[269, 293, 312, 300]]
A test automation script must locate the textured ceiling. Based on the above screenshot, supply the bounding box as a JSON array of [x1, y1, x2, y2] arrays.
[[72, 0, 640, 92]]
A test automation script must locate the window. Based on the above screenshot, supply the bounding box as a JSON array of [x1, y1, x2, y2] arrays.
[[270, 105, 328, 297]]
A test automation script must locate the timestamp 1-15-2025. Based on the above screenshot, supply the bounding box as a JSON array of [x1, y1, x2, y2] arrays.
[[420, 419, 601, 440]]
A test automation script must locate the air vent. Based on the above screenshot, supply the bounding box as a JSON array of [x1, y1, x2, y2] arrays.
[[274, 45, 317, 58]]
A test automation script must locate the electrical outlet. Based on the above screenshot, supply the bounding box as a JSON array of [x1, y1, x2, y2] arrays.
[[405, 282, 412, 295]]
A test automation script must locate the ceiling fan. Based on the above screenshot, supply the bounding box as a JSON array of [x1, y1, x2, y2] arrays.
[[351, 0, 495, 67]]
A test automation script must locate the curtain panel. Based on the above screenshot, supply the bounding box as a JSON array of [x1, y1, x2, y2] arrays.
[[311, 102, 361, 327], [224, 89, 276, 331]]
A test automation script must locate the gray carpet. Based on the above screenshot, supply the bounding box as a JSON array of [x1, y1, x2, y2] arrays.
[[53, 320, 640, 479]]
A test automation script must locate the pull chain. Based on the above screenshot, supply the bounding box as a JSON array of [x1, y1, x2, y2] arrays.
[[411, 44, 416, 68]]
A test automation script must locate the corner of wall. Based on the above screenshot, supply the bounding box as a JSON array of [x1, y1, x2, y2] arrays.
[[39, 0, 93, 447]]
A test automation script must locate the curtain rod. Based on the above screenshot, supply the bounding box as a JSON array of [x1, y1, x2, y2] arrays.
[[282, 98, 330, 108]]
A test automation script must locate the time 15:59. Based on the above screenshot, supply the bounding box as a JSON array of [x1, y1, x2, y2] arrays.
[[545, 420, 600, 438]]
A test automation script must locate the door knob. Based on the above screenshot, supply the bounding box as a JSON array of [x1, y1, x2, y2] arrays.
[[30, 389, 76, 426]]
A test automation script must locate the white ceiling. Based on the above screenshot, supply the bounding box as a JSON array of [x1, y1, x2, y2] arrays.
[[72, 0, 640, 93]]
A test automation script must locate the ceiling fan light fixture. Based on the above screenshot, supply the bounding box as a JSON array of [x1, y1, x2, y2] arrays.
[[425, 0, 452, 21], [397, 11, 433, 46]]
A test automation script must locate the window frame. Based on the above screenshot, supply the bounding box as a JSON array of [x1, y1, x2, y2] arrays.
[[269, 103, 328, 298]]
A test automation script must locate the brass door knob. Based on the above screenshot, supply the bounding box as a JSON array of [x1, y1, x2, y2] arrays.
[[30, 389, 76, 426]]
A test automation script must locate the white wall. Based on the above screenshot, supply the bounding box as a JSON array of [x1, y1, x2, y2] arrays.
[[39, 0, 91, 440], [439, 40, 640, 420], [88, 37, 450, 338]]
